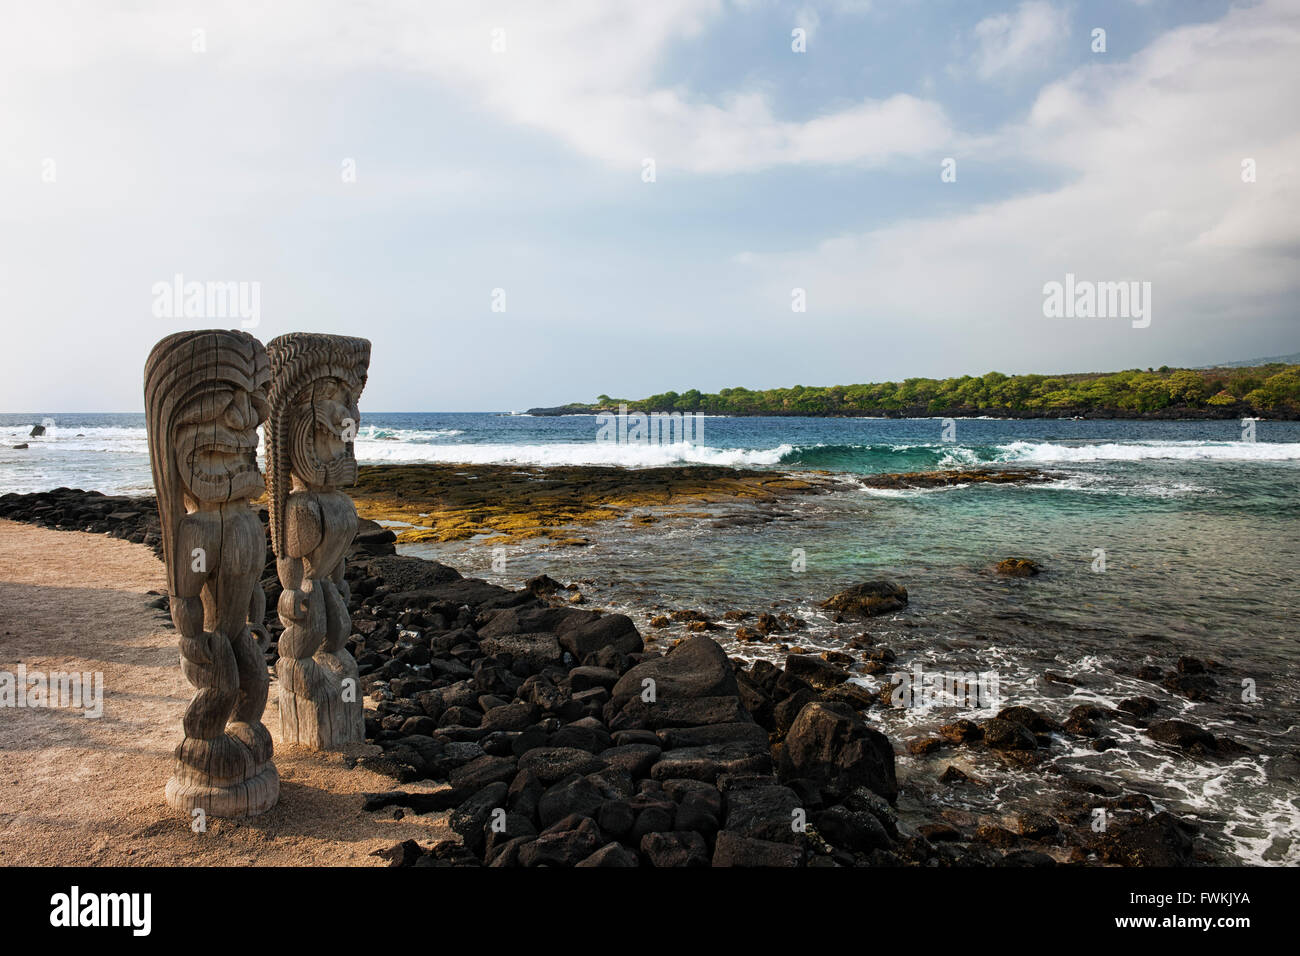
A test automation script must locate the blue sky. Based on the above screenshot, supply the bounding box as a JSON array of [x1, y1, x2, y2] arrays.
[[1, 0, 1296, 411]]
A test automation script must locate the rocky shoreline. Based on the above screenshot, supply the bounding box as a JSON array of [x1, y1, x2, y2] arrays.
[[0, 485, 1238, 867]]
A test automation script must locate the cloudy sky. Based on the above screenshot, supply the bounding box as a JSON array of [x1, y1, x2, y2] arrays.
[[1, 0, 1296, 411]]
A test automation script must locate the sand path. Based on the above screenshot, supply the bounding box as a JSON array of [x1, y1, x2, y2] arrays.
[[0, 519, 449, 865]]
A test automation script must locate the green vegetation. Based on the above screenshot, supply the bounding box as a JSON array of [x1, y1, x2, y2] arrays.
[[570, 364, 1300, 418]]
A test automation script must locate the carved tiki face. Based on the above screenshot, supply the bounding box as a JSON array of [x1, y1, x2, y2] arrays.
[[171, 374, 269, 504], [265, 333, 371, 556], [287, 374, 361, 490]]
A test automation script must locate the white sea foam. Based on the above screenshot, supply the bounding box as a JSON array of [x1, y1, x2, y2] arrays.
[[993, 440, 1300, 463], [351, 439, 796, 468], [856, 483, 970, 499], [360, 426, 464, 441], [1, 425, 149, 454]]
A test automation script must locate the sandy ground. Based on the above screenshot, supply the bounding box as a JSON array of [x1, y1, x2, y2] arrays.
[[0, 519, 451, 866]]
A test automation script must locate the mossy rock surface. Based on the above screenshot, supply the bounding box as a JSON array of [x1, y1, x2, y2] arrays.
[[352, 463, 851, 545]]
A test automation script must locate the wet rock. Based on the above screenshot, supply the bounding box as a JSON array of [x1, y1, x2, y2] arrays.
[[1162, 672, 1218, 701], [1147, 719, 1216, 753], [981, 718, 1038, 752], [557, 613, 644, 660], [907, 736, 945, 756], [773, 688, 818, 736], [736, 672, 776, 727], [819, 681, 876, 711], [784, 654, 850, 690], [996, 706, 1062, 734], [917, 823, 961, 842], [994, 558, 1041, 577], [1118, 696, 1159, 718], [1068, 703, 1109, 722], [1091, 812, 1199, 866], [1043, 671, 1080, 686], [1017, 811, 1060, 841], [974, 824, 1019, 848], [938, 719, 984, 744], [608, 635, 739, 713], [779, 701, 897, 803], [820, 581, 908, 621], [939, 765, 980, 786], [524, 574, 566, 598], [1063, 714, 1099, 737]]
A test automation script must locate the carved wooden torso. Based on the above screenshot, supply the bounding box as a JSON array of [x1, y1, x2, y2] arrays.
[[176, 502, 265, 635], [286, 489, 356, 578]]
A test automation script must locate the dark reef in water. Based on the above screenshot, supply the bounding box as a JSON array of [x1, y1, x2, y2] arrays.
[[858, 468, 1059, 489]]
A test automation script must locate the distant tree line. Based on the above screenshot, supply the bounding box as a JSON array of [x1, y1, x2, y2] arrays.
[[569, 364, 1300, 418]]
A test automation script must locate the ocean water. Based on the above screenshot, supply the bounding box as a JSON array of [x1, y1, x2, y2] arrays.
[[3, 411, 1298, 863]]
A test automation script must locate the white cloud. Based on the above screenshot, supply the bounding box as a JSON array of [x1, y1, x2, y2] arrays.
[[737, 0, 1300, 371], [972, 1, 1071, 80], [0, 0, 951, 177]]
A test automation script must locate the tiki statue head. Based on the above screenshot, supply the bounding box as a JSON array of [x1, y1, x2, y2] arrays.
[[144, 329, 270, 593], [265, 333, 370, 554]]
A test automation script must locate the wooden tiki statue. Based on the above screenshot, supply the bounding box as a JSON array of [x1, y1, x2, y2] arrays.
[[265, 333, 371, 748], [144, 329, 279, 817]]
